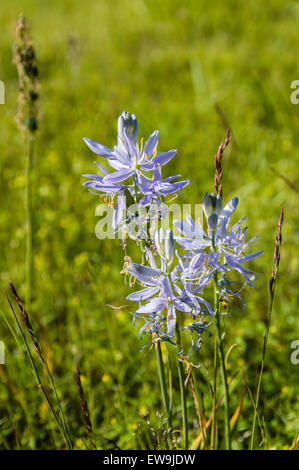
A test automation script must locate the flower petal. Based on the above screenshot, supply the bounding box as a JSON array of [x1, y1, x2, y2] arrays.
[[152, 149, 177, 167], [103, 168, 134, 183], [112, 191, 126, 230], [167, 304, 176, 335], [83, 138, 114, 158], [238, 250, 263, 263], [127, 286, 160, 301], [136, 298, 166, 314], [143, 130, 159, 160], [173, 298, 192, 313]]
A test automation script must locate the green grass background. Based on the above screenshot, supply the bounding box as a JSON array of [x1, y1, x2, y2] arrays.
[[0, 0, 298, 450]]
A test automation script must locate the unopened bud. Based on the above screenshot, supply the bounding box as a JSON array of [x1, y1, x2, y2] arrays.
[[203, 192, 222, 217], [118, 111, 138, 143], [154, 228, 175, 264], [203, 192, 222, 230]]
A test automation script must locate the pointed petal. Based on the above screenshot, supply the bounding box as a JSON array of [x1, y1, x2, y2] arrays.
[[103, 168, 134, 183], [143, 130, 159, 159], [238, 250, 263, 263], [157, 180, 190, 195], [112, 191, 126, 230], [153, 150, 177, 167], [136, 298, 166, 313], [173, 298, 191, 313], [83, 138, 113, 157], [93, 161, 110, 175], [127, 263, 161, 284], [161, 278, 173, 298], [82, 174, 103, 181], [127, 286, 160, 301], [224, 254, 254, 286], [219, 197, 238, 224]]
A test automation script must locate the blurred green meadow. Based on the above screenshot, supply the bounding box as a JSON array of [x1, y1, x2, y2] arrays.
[[0, 0, 298, 450]]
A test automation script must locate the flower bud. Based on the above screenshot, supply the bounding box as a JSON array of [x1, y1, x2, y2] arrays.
[[118, 111, 138, 143], [154, 228, 175, 264], [203, 192, 222, 217], [203, 192, 222, 230]]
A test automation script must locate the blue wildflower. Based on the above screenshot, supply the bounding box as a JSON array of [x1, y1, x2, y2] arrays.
[[83, 111, 177, 184], [83, 112, 190, 230], [174, 194, 263, 286], [126, 244, 191, 336], [138, 167, 190, 207]]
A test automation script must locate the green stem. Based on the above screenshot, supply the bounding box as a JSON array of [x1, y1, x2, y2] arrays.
[[211, 332, 218, 449], [250, 295, 274, 449], [211, 230, 230, 449], [214, 270, 231, 449], [132, 175, 174, 446], [165, 271, 188, 450], [43, 359, 73, 448], [156, 342, 172, 431], [25, 133, 34, 308], [191, 369, 206, 448], [175, 320, 188, 450]]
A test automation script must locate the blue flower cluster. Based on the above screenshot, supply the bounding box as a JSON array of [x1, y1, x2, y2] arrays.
[[83, 111, 190, 230], [83, 112, 263, 353]]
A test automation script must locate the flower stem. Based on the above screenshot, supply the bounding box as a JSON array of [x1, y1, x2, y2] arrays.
[[211, 332, 218, 449], [133, 175, 172, 438], [166, 271, 188, 449], [175, 320, 188, 450], [156, 342, 172, 431], [25, 133, 34, 307], [133, 179, 172, 443], [213, 270, 231, 449]]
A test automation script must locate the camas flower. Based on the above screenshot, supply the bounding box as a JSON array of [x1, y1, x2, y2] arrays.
[[174, 194, 263, 287], [126, 228, 214, 348], [174, 251, 214, 317], [126, 245, 191, 336], [83, 161, 126, 230], [82, 111, 264, 358], [83, 111, 177, 185], [83, 112, 190, 230], [138, 167, 190, 207]]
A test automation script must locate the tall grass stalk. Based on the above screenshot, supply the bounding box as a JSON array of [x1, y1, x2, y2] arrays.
[[7, 282, 73, 449], [13, 15, 39, 307], [25, 134, 34, 306], [190, 369, 207, 448], [75, 364, 97, 449], [211, 130, 231, 449], [250, 209, 284, 449]]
